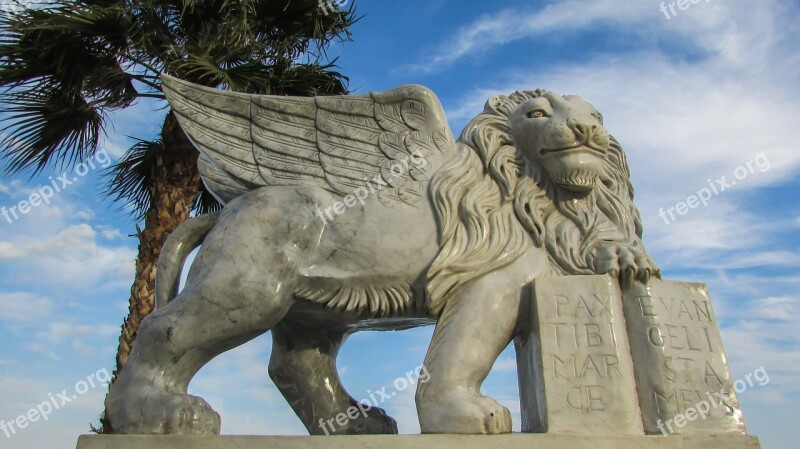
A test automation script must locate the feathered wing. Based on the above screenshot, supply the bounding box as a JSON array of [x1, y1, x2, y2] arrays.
[[161, 74, 456, 205]]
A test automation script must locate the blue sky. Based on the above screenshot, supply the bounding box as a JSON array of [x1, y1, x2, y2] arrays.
[[1, 0, 798, 448]]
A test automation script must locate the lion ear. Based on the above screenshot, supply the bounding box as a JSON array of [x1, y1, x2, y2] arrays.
[[485, 95, 512, 116]]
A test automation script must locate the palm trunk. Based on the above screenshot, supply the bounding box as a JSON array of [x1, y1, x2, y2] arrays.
[[101, 112, 200, 433]]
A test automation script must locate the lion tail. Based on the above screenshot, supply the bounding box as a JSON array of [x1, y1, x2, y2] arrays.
[[155, 212, 220, 309]]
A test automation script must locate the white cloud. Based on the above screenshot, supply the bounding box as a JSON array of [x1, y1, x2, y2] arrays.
[[98, 137, 126, 161], [751, 296, 798, 321], [0, 241, 24, 259], [0, 179, 25, 199], [492, 357, 517, 373], [406, 0, 796, 77], [721, 322, 800, 406], [0, 292, 53, 323], [646, 218, 800, 271], [0, 224, 135, 290], [97, 226, 123, 240], [0, 167, 135, 296], [74, 209, 96, 221], [0, 376, 51, 412], [36, 322, 119, 344], [24, 342, 63, 360], [403, 0, 655, 74], [0, 373, 111, 449]]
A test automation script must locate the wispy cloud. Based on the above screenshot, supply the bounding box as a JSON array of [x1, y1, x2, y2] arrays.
[[0, 224, 135, 290], [0, 292, 52, 323], [36, 322, 118, 344], [404, 0, 797, 76], [402, 0, 655, 74]]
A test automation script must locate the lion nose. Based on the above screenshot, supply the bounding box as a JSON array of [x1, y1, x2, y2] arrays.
[[572, 123, 598, 143]]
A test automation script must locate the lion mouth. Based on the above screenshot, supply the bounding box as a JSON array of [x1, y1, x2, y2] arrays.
[[545, 167, 600, 193], [539, 144, 607, 157]]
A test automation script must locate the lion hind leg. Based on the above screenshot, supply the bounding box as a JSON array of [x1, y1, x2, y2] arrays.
[[106, 264, 295, 435], [269, 320, 398, 435]]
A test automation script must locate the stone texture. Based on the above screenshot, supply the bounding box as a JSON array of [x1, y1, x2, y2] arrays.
[[515, 275, 643, 434], [623, 279, 747, 435], [76, 434, 762, 449]]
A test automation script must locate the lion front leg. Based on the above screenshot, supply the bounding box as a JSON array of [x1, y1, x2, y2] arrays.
[[416, 277, 523, 434]]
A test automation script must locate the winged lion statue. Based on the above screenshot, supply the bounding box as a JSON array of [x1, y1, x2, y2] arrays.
[[105, 74, 659, 435]]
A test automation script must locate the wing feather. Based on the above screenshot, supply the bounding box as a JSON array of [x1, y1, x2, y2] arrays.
[[163, 76, 263, 200], [251, 95, 331, 191], [197, 156, 250, 203], [162, 75, 456, 205]]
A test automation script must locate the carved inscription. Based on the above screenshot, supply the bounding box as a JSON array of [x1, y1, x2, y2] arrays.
[[623, 280, 746, 435], [516, 276, 643, 435]]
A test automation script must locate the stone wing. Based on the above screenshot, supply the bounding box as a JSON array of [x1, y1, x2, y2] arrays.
[[161, 74, 455, 205]]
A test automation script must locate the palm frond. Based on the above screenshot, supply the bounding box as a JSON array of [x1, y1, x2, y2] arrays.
[[0, 0, 138, 173], [104, 137, 160, 219], [193, 181, 222, 215], [104, 136, 221, 219], [0, 1, 133, 93], [130, 0, 356, 89], [1, 0, 357, 186], [0, 87, 105, 173]]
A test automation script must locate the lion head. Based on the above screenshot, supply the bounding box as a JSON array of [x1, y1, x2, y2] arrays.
[[425, 90, 654, 315]]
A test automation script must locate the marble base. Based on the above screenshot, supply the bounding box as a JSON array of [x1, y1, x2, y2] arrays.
[[76, 433, 761, 449]]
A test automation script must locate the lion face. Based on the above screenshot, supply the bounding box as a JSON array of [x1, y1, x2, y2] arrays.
[[509, 92, 610, 193]]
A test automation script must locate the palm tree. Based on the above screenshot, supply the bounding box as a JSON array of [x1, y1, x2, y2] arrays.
[[0, 0, 356, 432]]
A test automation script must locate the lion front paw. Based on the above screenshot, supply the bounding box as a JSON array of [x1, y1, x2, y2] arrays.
[[418, 389, 512, 434], [592, 246, 660, 289]]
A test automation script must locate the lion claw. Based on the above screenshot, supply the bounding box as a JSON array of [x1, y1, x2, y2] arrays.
[[592, 245, 658, 289]]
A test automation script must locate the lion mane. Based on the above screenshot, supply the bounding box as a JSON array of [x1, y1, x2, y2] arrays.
[[425, 90, 652, 315]]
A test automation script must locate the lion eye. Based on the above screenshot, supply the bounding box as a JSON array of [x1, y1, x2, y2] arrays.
[[527, 110, 546, 119]]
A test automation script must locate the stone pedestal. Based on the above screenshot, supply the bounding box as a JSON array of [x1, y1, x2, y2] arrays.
[[76, 434, 762, 449], [515, 275, 643, 434], [622, 279, 746, 435]]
